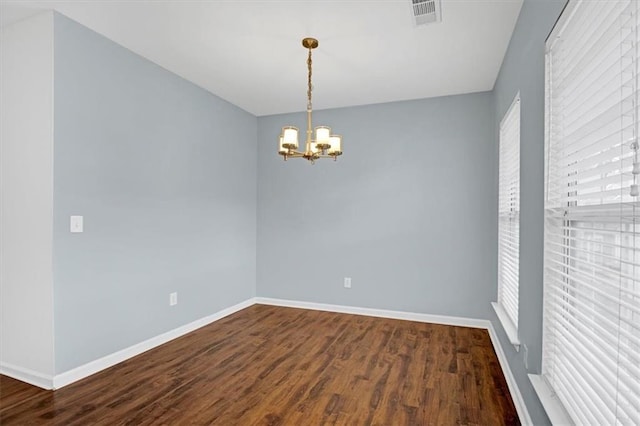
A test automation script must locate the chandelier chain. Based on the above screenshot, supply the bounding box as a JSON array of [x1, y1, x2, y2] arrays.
[[307, 48, 313, 111]]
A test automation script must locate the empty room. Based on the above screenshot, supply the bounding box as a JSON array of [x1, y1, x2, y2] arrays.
[[1, 0, 638, 424]]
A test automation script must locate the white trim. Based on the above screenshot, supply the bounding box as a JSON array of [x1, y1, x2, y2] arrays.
[[257, 297, 531, 424], [0, 362, 54, 389], [255, 297, 489, 328], [492, 302, 521, 351], [52, 298, 256, 389], [529, 374, 574, 426], [499, 91, 520, 128], [487, 323, 533, 425], [546, 0, 578, 52]]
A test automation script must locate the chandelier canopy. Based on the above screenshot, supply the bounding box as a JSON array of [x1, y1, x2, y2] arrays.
[[278, 38, 342, 163]]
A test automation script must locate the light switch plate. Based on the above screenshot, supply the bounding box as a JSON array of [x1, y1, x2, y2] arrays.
[[70, 216, 83, 233]]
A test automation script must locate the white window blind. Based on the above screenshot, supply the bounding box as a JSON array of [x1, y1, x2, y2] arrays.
[[498, 94, 521, 331], [543, 0, 640, 425]]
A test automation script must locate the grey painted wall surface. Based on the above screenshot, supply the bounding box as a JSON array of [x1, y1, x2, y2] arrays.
[[491, 0, 567, 424], [53, 14, 257, 373], [257, 93, 497, 319]]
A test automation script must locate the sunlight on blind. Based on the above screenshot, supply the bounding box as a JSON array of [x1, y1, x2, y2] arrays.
[[543, 0, 640, 424]]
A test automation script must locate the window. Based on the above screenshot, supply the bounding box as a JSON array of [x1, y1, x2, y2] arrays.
[[494, 94, 521, 345], [542, 0, 639, 424]]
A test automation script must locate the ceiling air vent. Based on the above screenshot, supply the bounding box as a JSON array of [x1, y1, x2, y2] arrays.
[[412, 0, 442, 26]]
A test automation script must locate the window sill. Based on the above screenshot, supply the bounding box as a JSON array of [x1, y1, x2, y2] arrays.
[[491, 302, 520, 351], [528, 374, 574, 425]]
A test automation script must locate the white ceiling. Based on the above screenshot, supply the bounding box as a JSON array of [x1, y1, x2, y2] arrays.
[[1, 0, 522, 116]]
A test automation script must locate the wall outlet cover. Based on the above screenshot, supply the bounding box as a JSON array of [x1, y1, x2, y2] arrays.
[[70, 215, 83, 233]]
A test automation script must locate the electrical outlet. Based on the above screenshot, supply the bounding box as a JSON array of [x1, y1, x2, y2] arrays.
[[523, 344, 529, 370], [169, 292, 178, 306], [344, 277, 351, 288]]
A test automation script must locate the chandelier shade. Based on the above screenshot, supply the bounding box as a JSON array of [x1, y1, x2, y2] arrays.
[[278, 38, 342, 163], [281, 126, 299, 149]]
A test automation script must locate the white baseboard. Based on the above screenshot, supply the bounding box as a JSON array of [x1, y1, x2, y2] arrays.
[[52, 298, 256, 389], [256, 297, 532, 425], [255, 297, 490, 329], [487, 323, 533, 425], [0, 362, 53, 389]]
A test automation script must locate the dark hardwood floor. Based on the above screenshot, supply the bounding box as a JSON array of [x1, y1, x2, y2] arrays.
[[0, 304, 519, 425]]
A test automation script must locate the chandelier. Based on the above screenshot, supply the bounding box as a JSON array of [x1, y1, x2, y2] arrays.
[[278, 38, 342, 163]]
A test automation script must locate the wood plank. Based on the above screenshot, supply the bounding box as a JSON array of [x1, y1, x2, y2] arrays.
[[0, 375, 50, 413], [0, 305, 520, 425]]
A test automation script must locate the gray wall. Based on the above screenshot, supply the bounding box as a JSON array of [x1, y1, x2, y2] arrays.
[[53, 14, 257, 373], [491, 0, 567, 424], [257, 93, 497, 319]]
